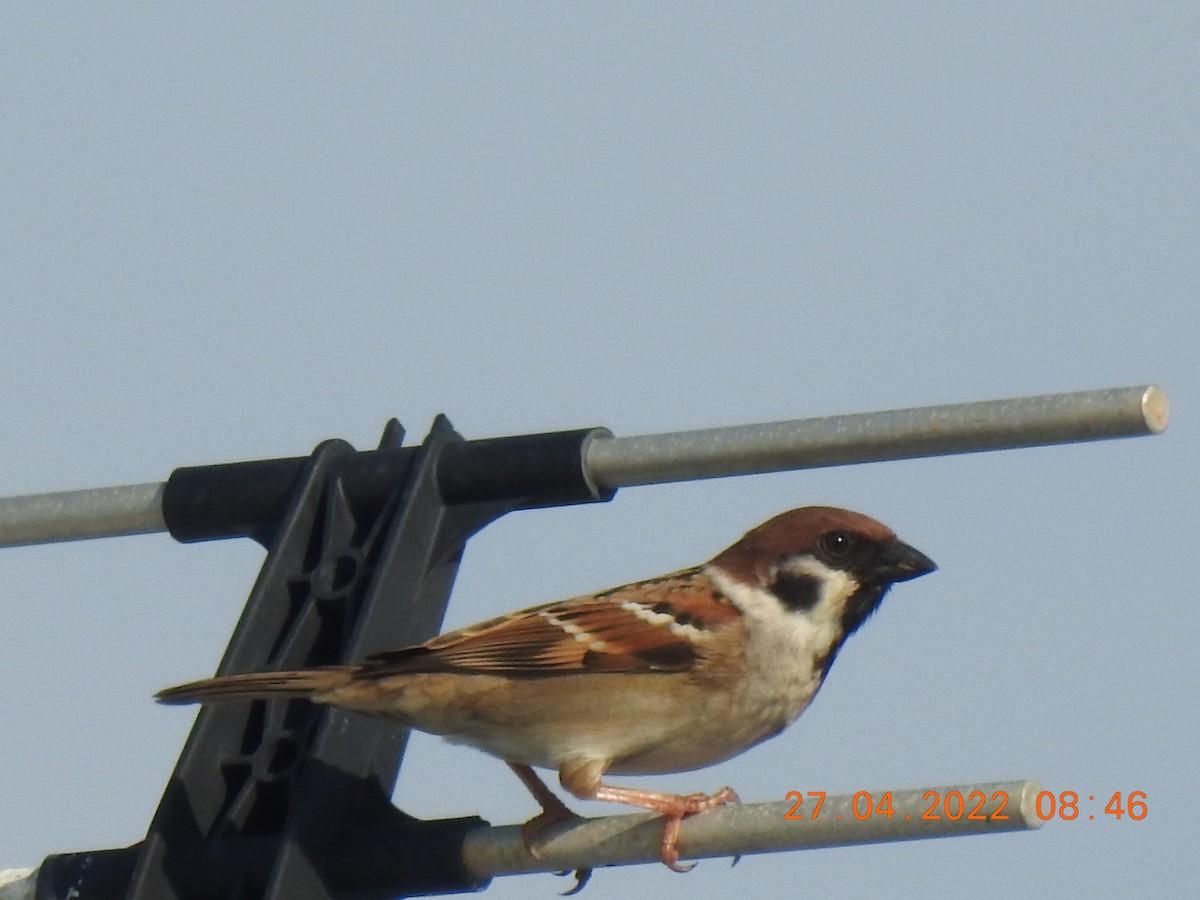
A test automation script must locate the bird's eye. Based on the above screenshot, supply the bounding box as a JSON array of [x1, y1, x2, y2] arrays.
[[820, 530, 856, 557]]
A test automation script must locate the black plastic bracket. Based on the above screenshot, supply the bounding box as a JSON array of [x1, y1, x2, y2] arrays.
[[160, 425, 613, 544], [34, 416, 613, 900]]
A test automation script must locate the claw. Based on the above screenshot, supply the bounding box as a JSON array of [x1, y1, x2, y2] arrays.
[[556, 867, 593, 895], [724, 791, 743, 867]]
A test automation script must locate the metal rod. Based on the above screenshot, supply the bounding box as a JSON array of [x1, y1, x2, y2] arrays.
[[585, 384, 1168, 489], [0, 385, 1168, 548], [461, 779, 1043, 879], [1, 780, 1041, 896], [0, 868, 34, 900], [0, 482, 165, 548]]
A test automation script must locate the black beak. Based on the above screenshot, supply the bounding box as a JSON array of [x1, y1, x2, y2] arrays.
[[877, 539, 937, 583]]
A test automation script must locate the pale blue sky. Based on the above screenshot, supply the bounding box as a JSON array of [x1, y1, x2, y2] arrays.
[[1, 4, 1196, 898]]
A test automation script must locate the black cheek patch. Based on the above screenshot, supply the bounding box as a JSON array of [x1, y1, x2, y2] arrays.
[[770, 572, 823, 612]]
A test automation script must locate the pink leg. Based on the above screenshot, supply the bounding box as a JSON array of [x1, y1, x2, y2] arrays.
[[507, 763, 591, 894], [509, 762, 579, 829]]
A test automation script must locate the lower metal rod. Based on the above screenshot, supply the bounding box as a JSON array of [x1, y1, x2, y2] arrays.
[[462, 779, 1043, 879], [0, 780, 1044, 897]]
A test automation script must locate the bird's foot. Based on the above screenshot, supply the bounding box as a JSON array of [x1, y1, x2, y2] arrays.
[[593, 784, 741, 872]]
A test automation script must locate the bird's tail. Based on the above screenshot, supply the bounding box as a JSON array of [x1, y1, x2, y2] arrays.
[[155, 667, 355, 705]]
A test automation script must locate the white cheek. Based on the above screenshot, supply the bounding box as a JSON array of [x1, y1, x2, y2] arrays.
[[707, 565, 850, 727], [707, 562, 858, 657]]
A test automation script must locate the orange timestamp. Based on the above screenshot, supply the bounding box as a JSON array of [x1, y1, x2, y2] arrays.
[[783, 789, 1148, 822], [784, 789, 1013, 822], [1032, 790, 1148, 822]]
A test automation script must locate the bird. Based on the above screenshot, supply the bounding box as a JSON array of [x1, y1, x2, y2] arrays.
[[157, 506, 935, 882]]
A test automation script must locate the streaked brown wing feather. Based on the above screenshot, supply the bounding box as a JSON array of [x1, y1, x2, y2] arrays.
[[360, 567, 735, 679]]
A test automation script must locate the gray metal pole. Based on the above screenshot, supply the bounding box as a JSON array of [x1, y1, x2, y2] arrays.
[[0, 868, 34, 900], [0, 385, 1168, 548], [461, 779, 1043, 880], [0, 482, 165, 549], [584, 384, 1167, 489], [0, 780, 1042, 895]]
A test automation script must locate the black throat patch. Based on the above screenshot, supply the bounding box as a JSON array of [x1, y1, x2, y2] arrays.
[[839, 583, 888, 637]]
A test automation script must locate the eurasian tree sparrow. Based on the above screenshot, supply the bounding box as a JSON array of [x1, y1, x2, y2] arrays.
[[158, 506, 935, 879]]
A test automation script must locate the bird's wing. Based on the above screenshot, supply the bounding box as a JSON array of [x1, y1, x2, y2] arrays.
[[359, 567, 739, 678]]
